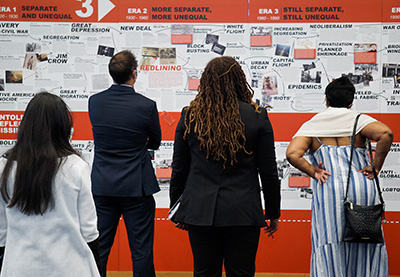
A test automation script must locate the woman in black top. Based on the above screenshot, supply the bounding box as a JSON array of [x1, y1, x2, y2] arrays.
[[169, 56, 281, 277]]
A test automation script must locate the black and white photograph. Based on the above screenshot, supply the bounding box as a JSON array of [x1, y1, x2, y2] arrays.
[[26, 42, 41, 52], [211, 43, 226, 55], [0, 78, 4, 91], [300, 70, 322, 83], [205, 34, 219, 44], [303, 62, 316, 71], [159, 48, 176, 64], [250, 26, 272, 36], [171, 24, 193, 35], [97, 45, 115, 57]]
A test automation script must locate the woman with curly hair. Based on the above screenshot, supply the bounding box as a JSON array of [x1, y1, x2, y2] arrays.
[[169, 56, 281, 277]]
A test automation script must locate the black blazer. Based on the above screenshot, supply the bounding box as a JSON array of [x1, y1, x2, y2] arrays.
[[89, 84, 161, 197], [170, 100, 280, 226]]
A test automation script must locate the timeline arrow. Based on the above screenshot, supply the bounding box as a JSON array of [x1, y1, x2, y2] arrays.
[[98, 0, 115, 21]]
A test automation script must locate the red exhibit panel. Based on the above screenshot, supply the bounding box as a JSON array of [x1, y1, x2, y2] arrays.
[[288, 176, 311, 188], [0, 0, 248, 23], [382, 0, 400, 22], [6, 111, 395, 143], [294, 49, 317, 59], [354, 52, 377, 64], [0, 111, 22, 140], [106, 209, 400, 275], [188, 79, 200, 91], [249, 0, 382, 23], [250, 35, 273, 47], [116, 0, 248, 23], [0, 0, 101, 22]]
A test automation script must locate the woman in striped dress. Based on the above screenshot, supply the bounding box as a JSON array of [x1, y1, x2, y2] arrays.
[[286, 77, 393, 276]]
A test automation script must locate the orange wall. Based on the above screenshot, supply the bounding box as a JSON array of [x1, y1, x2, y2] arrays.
[[1, 111, 398, 274], [101, 111, 399, 274], [68, 111, 399, 142], [108, 210, 400, 274]]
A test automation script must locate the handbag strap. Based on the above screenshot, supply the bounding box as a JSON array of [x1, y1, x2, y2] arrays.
[[345, 114, 361, 202], [344, 114, 385, 206], [367, 139, 385, 206]]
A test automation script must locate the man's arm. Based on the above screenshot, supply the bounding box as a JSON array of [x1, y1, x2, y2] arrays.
[[147, 102, 162, 150]]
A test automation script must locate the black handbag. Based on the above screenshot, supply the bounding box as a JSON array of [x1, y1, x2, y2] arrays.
[[343, 114, 386, 243]]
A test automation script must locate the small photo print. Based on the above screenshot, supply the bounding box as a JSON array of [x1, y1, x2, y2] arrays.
[[250, 26, 273, 47], [211, 43, 226, 55], [171, 24, 193, 35], [301, 70, 322, 83], [275, 44, 290, 57], [354, 43, 377, 64], [294, 38, 316, 59], [142, 47, 159, 57], [187, 69, 202, 90], [303, 62, 316, 71], [187, 69, 202, 80], [205, 34, 219, 45], [250, 26, 272, 36], [37, 53, 48, 62], [23, 53, 38, 70], [0, 79, 4, 91], [382, 63, 400, 84], [141, 56, 158, 67], [288, 167, 311, 188], [341, 72, 373, 86], [97, 45, 115, 57], [261, 75, 278, 95], [171, 24, 193, 44], [26, 42, 41, 52], [355, 63, 378, 73], [6, 70, 23, 84], [354, 43, 377, 52], [159, 48, 176, 64]]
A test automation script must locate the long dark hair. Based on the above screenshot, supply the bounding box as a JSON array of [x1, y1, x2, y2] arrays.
[[0, 92, 78, 215], [184, 56, 259, 166]]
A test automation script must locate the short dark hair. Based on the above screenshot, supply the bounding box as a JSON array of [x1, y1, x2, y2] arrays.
[[108, 50, 138, 84], [325, 77, 355, 107]]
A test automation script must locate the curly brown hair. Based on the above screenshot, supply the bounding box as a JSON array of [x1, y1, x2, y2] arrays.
[[184, 56, 260, 166]]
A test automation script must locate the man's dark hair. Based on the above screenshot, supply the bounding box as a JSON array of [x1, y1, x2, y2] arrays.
[[108, 50, 138, 84], [325, 76, 355, 108]]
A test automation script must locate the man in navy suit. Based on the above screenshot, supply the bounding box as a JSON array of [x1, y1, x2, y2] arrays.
[[89, 50, 161, 277]]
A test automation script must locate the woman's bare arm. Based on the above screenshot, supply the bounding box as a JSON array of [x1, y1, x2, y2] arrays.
[[359, 122, 393, 178], [286, 136, 331, 184]]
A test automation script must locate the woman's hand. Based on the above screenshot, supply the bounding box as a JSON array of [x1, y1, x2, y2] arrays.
[[314, 162, 331, 184], [358, 165, 377, 180], [264, 219, 278, 239], [172, 221, 188, 231]]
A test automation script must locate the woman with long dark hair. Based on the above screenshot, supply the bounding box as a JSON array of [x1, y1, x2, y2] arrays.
[[0, 92, 100, 276], [169, 56, 281, 276]]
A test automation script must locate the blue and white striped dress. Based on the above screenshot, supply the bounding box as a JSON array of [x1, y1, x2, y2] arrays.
[[309, 141, 388, 277]]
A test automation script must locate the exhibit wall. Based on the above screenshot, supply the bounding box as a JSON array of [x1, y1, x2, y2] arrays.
[[0, 0, 399, 274]]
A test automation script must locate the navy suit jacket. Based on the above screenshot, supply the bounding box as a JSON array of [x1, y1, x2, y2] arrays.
[[89, 84, 161, 197], [170, 101, 281, 226]]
